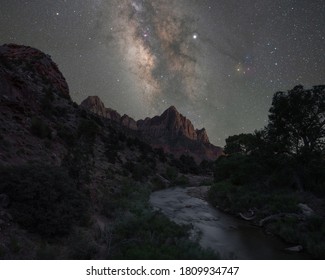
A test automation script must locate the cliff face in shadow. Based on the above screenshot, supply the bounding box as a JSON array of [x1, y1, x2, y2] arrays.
[[81, 96, 223, 163]]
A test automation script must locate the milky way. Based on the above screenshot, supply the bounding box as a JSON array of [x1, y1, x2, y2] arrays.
[[102, 0, 203, 112], [0, 0, 324, 145]]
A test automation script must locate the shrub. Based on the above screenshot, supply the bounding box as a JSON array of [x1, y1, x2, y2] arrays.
[[78, 119, 99, 140], [174, 175, 190, 186], [57, 125, 76, 147], [41, 90, 54, 117], [36, 243, 60, 260], [31, 117, 51, 139], [150, 176, 167, 190], [105, 143, 119, 164], [154, 148, 167, 162], [165, 166, 178, 181], [135, 163, 152, 181], [111, 211, 217, 260], [66, 229, 99, 260], [214, 154, 266, 186], [0, 165, 90, 237]]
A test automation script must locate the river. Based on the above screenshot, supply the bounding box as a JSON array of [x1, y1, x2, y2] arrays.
[[150, 186, 310, 259]]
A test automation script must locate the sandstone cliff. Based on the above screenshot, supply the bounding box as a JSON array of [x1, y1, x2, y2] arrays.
[[80, 97, 223, 162]]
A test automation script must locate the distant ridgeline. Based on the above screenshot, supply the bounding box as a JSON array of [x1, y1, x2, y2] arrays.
[[81, 96, 223, 162]]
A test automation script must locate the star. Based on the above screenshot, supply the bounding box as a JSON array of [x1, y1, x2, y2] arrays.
[[1, 0, 323, 146]]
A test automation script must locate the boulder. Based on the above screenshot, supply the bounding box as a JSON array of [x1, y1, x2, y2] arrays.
[[298, 203, 314, 217]]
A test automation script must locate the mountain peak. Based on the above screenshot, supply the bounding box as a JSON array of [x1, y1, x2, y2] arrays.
[[81, 96, 222, 161], [80, 96, 137, 129], [165, 105, 178, 113], [196, 128, 210, 143]]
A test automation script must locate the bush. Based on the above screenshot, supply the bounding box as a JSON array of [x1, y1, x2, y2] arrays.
[[267, 215, 325, 259], [111, 211, 217, 260], [155, 148, 167, 162], [66, 229, 99, 260], [150, 176, 167, 190], [98, 178, 218, 259], [165, 166, 178, 181], [36, 243, 60, 260], [78, 119, 99, 141], [123, 162, 153, 181], [134, 163, 152, 181], [0, 165, 90, 237], [174, 175, 190, 186], [105, 142, 120, 164], [208, 180, 299, 214], [31, 117, 51, 139], [57, 125, 76, 147], [41, 90, 55, 117], [172, 155, 199, 174], [214, 154, 264, 185]]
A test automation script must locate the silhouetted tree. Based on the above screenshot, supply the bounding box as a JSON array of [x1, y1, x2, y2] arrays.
[[266, 85, 325, 191], [267, 85, 325, 160], [224, 133, 257, 155]]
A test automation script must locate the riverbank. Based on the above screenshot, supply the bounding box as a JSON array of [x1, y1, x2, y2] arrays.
[[150, 185, 311, 259], [207, 180, 325, 259]]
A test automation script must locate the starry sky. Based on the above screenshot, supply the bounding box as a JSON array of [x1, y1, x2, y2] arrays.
[[1, 0, 324, 146]]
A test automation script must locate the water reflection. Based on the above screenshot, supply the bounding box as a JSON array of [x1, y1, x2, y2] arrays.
[[150, 186, 310, 259]]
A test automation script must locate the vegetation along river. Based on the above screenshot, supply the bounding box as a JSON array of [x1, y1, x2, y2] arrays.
[[150, 186, 310, 260]]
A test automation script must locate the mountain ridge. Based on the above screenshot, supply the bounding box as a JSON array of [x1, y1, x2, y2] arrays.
[[81, 96, 223, 162]]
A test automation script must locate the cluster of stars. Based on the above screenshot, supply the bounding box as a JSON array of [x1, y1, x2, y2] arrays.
[[0, 0, 324, 145]]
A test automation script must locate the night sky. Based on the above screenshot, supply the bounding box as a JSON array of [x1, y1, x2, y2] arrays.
[[1, 0, 324, 146]]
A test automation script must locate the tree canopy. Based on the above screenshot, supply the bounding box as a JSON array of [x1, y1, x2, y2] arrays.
[[267, 85, 325, 158], [224, 133, 257, 155]]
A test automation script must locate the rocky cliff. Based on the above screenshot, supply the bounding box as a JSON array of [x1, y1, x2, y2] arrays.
[[137, 106, 205, 142], [81, 96, 137, 129], [81, 97, 223, 162], [0, 44, 69, 100], [0, 44, 72, 166]]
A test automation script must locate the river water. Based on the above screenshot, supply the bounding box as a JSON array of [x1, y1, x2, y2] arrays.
[[150, 186, 310, 260]]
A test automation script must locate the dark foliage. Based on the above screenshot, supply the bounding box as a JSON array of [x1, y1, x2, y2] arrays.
[[267, 85, 325, 158], [171, 155, 199, 174], [78, 119, 99, 141], [41, 89, 55, 117], [0, 165, 90, 237], [57, 124, 76, 147], [224, 133, 257, 155], [112, 211, 217, 260], [31, 117, 51, 139]]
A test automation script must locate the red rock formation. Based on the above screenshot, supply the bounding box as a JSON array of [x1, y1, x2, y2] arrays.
[[80, 96, 108, 117], [80, 97, 223, 161], [196, 128, 209, 143], [121, 114, 138, 130], [80, 96, 138, 130], [0, 44, 69, 98], [137, 106, 199, 141]]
